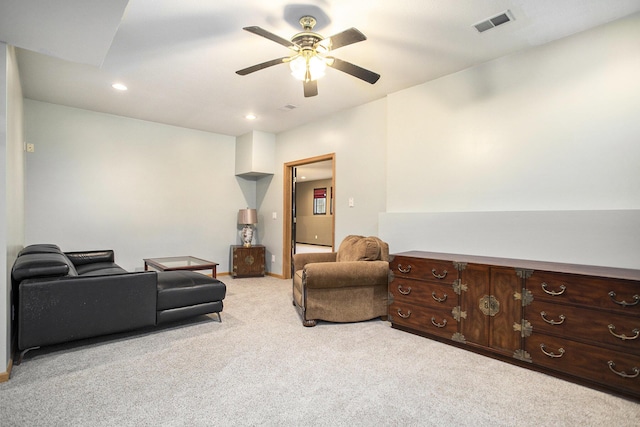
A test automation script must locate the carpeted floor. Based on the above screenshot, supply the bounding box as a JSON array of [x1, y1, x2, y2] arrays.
[[1, 276, 638, 426]]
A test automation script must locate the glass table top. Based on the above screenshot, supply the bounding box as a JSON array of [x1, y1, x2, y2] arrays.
[[144, 256, 217, 269]]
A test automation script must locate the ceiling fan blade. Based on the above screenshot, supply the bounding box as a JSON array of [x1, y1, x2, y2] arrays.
[[236, 57, 289, 76], [327, 57, 380, 84], [317, 28, 366, 51], [303, 80, 318, 97], [243, 26, 299, 51]]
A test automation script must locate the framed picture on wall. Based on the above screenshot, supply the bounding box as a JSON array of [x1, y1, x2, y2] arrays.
[[314, 187, 327, 215]]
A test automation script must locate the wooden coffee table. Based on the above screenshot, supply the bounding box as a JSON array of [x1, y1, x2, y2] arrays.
[[144, 256, 218, 278]]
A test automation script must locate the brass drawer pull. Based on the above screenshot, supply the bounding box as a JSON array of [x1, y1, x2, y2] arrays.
[[608, 291, 640, 307], [608, 324, 640, 341], [540, 343, 565, 358], [541, 282, 566, 296], [431, 317, 447, 328], [397, 264, 412, 274], [540, 311, 566, 325], [607, 361, 640, 378], [432, 291, 448, 303], [397, 308, 412, 319], [397, 284, 412, 295], [431, 268, 447, 279]]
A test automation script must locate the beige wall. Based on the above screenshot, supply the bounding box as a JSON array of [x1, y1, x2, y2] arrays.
[[295, 179, 333, 246]]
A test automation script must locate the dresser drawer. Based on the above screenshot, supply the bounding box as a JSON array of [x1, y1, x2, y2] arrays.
[[390, 256, 457, 284], [389, 301, 458, 340], [528, 301, 640, 353], [390, 277, 457, 310], [528, 270, 640, 314], [526, 333, 640, 397]]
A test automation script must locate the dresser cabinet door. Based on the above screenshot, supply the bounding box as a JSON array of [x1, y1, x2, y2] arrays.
[[459, 265, 522, 357]]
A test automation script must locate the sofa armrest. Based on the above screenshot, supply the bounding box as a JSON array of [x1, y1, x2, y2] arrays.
[[65, 250, 115, 266], [303, 260, 389, 289], [18, 271, 157, 350], [292, 252, 337, 273]]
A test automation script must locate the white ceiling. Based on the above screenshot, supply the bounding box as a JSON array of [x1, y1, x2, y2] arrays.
[[2, 0, 640, 137]]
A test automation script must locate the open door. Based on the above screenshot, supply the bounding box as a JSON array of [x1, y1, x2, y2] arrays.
[[283, 154, 335, 279]]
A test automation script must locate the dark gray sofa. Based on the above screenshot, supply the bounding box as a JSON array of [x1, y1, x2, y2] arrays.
[[11, 244, 226, 363]]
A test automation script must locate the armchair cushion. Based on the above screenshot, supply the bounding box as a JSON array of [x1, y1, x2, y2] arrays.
[[336, 235, 381, 262]]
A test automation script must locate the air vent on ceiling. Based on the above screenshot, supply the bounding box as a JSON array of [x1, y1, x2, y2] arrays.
[[279, 104, 297, 112], [474, 10, 514, 33]]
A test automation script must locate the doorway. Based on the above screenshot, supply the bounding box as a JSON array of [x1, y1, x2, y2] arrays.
[[282, 153, 335, 279]]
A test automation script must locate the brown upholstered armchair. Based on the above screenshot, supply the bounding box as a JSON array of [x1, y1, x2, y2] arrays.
[[292, 235, 390, 327]]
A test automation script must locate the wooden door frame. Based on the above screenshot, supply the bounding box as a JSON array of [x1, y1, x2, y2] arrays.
[[282, 153, 336, 279]]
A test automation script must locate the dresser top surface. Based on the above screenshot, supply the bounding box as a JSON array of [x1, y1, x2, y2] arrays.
[[392, 251, 640, 281]]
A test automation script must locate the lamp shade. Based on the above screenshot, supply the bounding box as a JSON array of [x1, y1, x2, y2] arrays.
[[237, 208, 258, 225]]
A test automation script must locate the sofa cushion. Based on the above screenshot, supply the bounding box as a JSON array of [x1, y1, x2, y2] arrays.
[[75, 262, 128, 276], [12, 253, 77, 282], [336, 235, 381, 262], [18, 244, 62, 257], [156, 271, 226, 310], [65, 250, 115, 266]]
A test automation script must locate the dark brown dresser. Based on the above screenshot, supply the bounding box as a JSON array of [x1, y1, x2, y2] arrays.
[[389, 251, 640, 400], [230, 245, 265, 278]]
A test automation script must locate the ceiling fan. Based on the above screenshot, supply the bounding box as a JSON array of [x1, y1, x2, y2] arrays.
[[236, 16, 380, 97]]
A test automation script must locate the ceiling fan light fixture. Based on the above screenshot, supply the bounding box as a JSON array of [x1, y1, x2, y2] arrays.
[[289, 54, 326, 81]]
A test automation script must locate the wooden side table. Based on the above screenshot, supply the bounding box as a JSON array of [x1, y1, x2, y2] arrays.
[[230, 245, 265, 278]]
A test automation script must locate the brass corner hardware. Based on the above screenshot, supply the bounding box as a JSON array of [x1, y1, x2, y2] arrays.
[[453, 261, 467, 271], [452, 279, 468, 295], [452, 306, 467, 322], [513, 319, 533, 337], [516, 268, 533, 279], [452, 332, 466, 343], [513, 349, 532, 363], [514, 289, 534, 307]]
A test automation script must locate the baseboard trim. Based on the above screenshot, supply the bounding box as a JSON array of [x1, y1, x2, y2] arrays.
[[1, 357, 13, 383], [267, 272, 285, 279]]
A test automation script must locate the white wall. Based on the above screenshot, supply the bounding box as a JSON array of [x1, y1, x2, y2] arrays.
[[1, 44, 25, 376], [24, 100, 244, 273], [262, 98, 387, 274], [381, 14, 640, 268]]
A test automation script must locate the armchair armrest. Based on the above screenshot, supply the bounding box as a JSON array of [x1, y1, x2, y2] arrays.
[[65, 250, 115, 266], [303, 260, 389, 289], [292, 252, 337, 273]]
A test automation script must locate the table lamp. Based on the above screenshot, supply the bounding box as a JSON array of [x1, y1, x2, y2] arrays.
[[238, 208, 258, 247]]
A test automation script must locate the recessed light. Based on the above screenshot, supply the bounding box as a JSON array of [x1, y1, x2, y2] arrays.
[[245, 114, 257, 120], [111, 83, 128, 91]]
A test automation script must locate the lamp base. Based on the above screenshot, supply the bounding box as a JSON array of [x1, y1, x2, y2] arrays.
[[241, 224, 254, 247]]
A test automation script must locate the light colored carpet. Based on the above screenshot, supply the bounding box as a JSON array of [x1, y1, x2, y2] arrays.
[[1, 276, 638, 426]]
